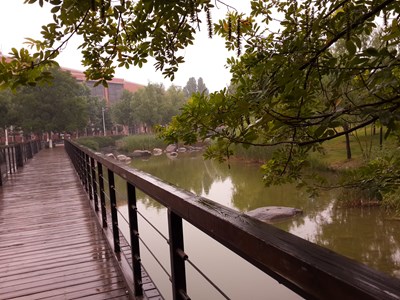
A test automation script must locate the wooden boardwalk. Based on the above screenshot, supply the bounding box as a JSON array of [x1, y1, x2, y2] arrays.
[[0, 146, 131, 300]]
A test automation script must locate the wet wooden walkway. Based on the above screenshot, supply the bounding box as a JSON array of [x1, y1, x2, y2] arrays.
[[0, 146, 131, 300]]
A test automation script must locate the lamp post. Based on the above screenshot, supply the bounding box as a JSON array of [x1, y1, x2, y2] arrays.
[[102, 107, 106, 136], [5, 127, 8, 146]]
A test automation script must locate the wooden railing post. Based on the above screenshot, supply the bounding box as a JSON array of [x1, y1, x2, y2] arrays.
[[79, 150, 86, 187], [22, 143, 28, 163], [168, 210, 187, 300], [90, 157, 99, 211], [26, 141, 33, 159], [97, 162, 108, 228], [127, 182, 143, 296], [87, 154, 93, 200], [11, 147, 16, 172], [15, 144, 23, 168], [107, 169, 121, 252], [83, 153, 90, 193], [108, 169, 120, 253], [32, 140, 38, 155], [0, 148, 3, 186], [74, 146, 82, 181]]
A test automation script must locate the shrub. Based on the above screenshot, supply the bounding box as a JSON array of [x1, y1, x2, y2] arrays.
[[77, 138, 99, 150], [77, 136, 122, 150], [118, 134, 168, 152]]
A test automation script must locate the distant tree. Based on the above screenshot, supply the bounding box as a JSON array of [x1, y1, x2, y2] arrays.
[[197, 77, 209, 95], [183, 77, 198, 98], [0, 89, 20, 144], [0, 89, 19, 129], [85, 93, 106, 135], [163, 85, 187, 123], [183, 77, 209, 98], [12, 67, 90, 144], [133, 83, 165, 132], [111, 90, 135, 130], [110, 84, 188, 134]]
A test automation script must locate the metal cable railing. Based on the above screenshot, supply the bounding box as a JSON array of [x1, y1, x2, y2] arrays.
[[186, 256, 231, 300], [65, 140, 400, 300], [138, 234, 171, 279], [136, 209, 169, 243], [72, 145, 252, 299]]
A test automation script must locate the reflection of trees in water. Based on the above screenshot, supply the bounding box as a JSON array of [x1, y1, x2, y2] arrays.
[[136, 192, 165, 210], [309, 206, 400, 276], [126, 153, 333, 214], [112, 169, 168, 211], [226, 160, 334, 214], [114, 153, 400, 276], [130, 153, 229, 204]]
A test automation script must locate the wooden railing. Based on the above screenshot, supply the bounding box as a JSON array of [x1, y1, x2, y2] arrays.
[[64, 140, 400, 300], [0, 140, 42, 186]]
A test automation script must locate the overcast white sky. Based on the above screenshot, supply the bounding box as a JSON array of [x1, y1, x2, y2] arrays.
[[0, 1, 251, 92]]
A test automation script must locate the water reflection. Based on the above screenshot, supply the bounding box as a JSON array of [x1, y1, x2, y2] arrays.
[[113, 152, 400, 298]]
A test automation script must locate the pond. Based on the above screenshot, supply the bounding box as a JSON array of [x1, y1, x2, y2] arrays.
[[115, 151, 400, 299]]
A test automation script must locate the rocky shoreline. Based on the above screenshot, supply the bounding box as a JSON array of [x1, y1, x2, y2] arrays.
[[102, 143, 204, 164]]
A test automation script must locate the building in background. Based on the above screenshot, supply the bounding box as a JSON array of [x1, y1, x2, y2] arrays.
[[63, 67, 144, 106], [0, 52, 144, 106]]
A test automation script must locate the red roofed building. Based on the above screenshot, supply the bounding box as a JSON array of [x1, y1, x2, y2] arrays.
[[62, 67, 144, 106], [0, 52, 144, 106]]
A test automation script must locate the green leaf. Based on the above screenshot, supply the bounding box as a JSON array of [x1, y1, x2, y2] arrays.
[[51, 6, 60, 13], [364, 47, 379, 56], [345, 40, 357, 56]]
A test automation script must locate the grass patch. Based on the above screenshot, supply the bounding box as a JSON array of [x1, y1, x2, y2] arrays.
[[117, 134, 168, 152], [77, 135, 123, 150], [310, 127, 397, 167]]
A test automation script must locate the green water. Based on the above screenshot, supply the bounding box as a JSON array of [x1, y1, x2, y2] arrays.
[[115, 152, 400, 299]]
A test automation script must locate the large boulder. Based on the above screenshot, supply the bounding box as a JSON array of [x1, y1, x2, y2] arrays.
[[131, 150, 152, 157], [245, 206, 303, 223], [165, 144, 177, 153], [153, 148, 163, 156], [105, 153, 116, 160], [117, 154, 132, 163]]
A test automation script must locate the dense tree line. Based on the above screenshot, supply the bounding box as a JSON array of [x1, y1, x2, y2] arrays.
[[111, 83, 187, 133], [0, 67, 104, 141]]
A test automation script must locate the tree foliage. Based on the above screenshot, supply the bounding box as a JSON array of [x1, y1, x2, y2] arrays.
[[111, 83, 187, 132], [183, 76, 210, 97], [9, 67, 92, 133], [160, 0, 400, 195], [0, 89, 19, 129], [0, 0, 221, 89], [111, 90, 136, 128]]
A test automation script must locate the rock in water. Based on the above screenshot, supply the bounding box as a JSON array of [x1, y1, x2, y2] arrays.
[[245, 206, 303, 223]]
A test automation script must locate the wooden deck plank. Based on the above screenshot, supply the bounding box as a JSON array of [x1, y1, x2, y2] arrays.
[[0, 146, 133, 300]]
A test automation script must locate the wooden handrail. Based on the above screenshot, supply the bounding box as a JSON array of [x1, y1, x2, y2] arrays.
[[65, 140, 400, 300]]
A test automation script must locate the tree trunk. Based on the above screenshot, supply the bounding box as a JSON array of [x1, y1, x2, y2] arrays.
[[343, 123, 352, 160]]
